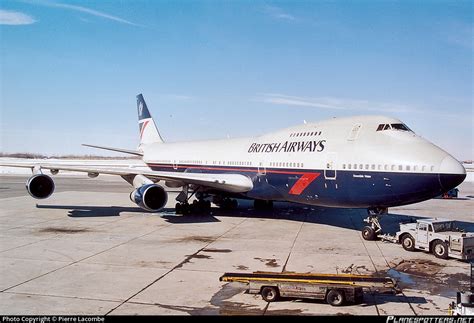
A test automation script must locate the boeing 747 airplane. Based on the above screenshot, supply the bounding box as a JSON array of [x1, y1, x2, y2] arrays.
[[1, 94, 466, 240]]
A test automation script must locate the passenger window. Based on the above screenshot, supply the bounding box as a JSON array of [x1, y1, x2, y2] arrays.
[[406, 165, 410, 171], [413, 165, 417, 171], [365, 164, 369, 170], [376, 124, 384, 131], [354, 164, 357, 170], [348, 164, 352, 170], [384, 165, 388, 171], [398, 165, 403, 171], [342, 164, 346, 170], [430, 166, 435, 172], [391, 165, 396, 171], [378, 165, 382, 170], [371, 164, 375, 170]]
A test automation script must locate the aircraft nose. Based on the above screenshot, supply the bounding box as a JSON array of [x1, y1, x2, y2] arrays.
[[438, 155, 466, 191]]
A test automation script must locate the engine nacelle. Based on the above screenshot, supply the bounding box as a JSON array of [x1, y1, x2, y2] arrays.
[[130, 184, 168, 212], [26, 174, 55, 199]]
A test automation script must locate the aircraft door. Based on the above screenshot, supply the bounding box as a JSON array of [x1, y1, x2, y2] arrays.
[[324, 153, 337, 180], [348, 123, 362, 141], [257, 162, 266, 175]]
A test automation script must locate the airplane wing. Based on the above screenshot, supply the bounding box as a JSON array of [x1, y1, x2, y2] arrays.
[[0, 161, 253, 193]]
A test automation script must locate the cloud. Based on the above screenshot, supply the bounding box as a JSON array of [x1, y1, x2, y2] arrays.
[[30, 1, 141, 26], [263, 5, 296, 22], [256, 93, 419, 113], [0, 9, 36, 25]]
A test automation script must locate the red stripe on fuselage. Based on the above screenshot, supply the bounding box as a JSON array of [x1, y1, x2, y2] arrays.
[[289, 173, 320, 195]]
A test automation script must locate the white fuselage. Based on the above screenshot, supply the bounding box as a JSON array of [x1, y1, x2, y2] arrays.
[[141, 115, 466, 208]]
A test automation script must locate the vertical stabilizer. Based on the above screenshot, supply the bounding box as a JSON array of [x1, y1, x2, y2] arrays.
[[137, 94, 164, 147]]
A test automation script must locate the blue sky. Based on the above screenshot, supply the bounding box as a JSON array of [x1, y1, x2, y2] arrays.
[[0, 0, 472, 160]]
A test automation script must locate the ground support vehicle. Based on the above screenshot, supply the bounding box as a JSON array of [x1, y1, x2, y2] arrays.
[[220, 271, 397, 306]]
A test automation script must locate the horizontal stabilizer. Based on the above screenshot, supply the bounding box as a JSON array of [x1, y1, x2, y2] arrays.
[[82, 144, 143, 156]]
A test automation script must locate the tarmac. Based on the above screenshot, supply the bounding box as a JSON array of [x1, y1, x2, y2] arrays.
[[0, 174, 473, 315]]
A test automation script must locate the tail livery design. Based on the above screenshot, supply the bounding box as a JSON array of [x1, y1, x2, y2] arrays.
[[137, 94, 164, 146]]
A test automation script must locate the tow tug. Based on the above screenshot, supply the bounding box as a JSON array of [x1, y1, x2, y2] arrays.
[[378, 218, 474, 260]]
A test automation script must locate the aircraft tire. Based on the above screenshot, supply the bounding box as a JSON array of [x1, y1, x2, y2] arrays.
[[362, 226, 376, 241]]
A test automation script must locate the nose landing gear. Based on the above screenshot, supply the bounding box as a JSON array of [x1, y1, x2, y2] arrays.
[[361, 207, 387, 241]]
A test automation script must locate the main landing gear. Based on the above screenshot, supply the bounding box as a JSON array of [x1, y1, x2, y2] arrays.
[[174, 186, 239, 214], [175, 186, 211, 215], [361, 207, 387, 241], [212, 196, 238, 210], [253, 199, 273, 211]]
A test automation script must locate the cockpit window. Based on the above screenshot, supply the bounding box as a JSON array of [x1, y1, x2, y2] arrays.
[[391, 123, 411, 131], [376, 123, 412, 132]]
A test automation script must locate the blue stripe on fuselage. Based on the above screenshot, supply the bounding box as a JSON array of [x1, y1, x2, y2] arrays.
[[146, 163, 445, 208]]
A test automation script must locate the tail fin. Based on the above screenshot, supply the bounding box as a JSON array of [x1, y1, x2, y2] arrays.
[[137, 94, 164, 146]]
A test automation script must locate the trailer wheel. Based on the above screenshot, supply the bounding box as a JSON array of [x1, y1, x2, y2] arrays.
[[432, 240, 449, 259], [261, 286, 279, 302], [401, 234, 415, 251], [326, 289, 345, 306], [362, 226, 376, 241]]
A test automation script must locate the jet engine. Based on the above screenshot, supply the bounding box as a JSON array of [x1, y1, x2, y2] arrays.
[[130, 184, 168, 212], [26, 174, 55, 199]]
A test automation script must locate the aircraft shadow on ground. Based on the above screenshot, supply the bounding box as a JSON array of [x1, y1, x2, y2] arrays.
[[35, 204, 176, 218], [36, 201, 474, 234]]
